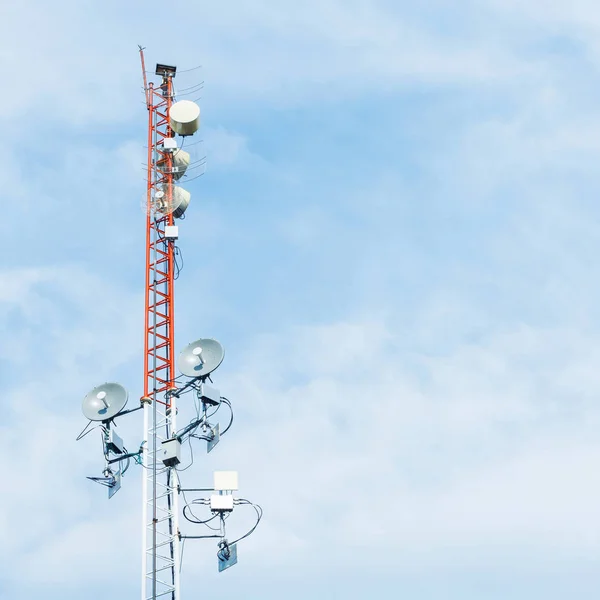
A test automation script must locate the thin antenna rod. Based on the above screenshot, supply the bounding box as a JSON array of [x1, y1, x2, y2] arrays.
[[138, 45, 150, 109]]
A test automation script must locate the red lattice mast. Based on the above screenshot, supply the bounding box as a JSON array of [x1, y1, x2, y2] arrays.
[[140, 53, 177, 405]]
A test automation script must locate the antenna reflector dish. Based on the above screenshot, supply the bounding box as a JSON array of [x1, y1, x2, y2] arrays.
[[172, 185, 190, 219], [178, 338, 224, 378], [142, 184, 191, 218], [169, 100, 200, 136], [82, 383, 128, 421], [157, 149, 191, 181]]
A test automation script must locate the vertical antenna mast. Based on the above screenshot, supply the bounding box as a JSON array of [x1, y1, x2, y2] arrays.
[[77, 48, 261, 600], [139, 49, 180, 600]]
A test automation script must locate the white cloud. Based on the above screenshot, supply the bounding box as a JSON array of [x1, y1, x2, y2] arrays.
[[203, 126, 262, 170], [0, 264, 143, 594], [0, 0, 534, 130], [155, 319, 598, 579]]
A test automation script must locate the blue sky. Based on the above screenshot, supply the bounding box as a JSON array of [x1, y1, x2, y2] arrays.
[[3, 1, 600, 598]]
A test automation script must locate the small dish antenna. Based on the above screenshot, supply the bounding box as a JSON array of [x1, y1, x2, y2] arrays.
[[82, 383, 129, 422], [169, 100, 200, 136], [142, 183, 191, 218], [177, 338, 225, 378]]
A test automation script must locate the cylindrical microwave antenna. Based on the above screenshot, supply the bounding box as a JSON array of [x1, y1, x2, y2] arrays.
[[169, 100, 200, 136]]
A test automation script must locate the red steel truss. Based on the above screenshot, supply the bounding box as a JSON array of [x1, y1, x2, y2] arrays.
[[141, 57, 176, 406]]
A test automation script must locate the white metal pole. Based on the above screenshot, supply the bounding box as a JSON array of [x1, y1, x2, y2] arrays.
[[170, 395, 181, 599], [141, 400, 149, 600]]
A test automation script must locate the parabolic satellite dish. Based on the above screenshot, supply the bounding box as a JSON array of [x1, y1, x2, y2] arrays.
[[177, 338, 225, 378], [82, 383, 129, 422]]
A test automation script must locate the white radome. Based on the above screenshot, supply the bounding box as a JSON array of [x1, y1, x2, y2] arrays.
[[169, 100, 200, 136]]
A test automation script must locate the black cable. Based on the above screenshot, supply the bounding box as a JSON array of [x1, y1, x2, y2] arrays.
[[182, 498, 261, 546], [174, 136, 186, 155], [177, 245, 183, 273], [176, 408, 207, 441], [181, 170, 207, 184], [228, 500, 263, 546], [121, 455, 132, 476], [184, 156, 205, 167], [184, 503, 219, 528], [166, 373, 187, 387], [202, 515, 226, 532], [219, 397, 234, 435], [183, 503, 218, 526], [143, 66, 202, 75], [176, 88, 205, 98], [183, 497, 225, 525], [206, 402, 220, 420], [182, 158, 207, 172], [175, 138, 203, 148], [176, 472, 192, 507], [192, 388, 202, 419], [101, 428, 109, 461], [178, 65, 202, 73], [179, 479, 221, 531], [171, 382, 195, 398], [174, 245, 183, 280], [177, 81, 204, 96], [191, 391, 220, 425], [174, 247, 180, 280], [183, 502, 231, 531], [174, 435, 195, 472]]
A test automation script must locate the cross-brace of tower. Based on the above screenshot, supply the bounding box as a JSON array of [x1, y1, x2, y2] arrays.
[[139, 49, 180, 600]]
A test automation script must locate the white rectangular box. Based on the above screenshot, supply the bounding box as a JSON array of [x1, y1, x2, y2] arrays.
[[214, 471, 238, 491], [164, 225, 179, 240], [210, 494, 234, 511], [162, 438, 181, 467], [107, 429, 124, 454], [199, 383, 220, 406], [163, 137, 178, 150]]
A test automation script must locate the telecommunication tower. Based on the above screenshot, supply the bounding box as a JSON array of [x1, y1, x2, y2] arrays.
[[76, 48, 261, 600]]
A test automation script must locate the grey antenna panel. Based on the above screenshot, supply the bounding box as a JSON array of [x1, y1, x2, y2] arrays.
[[207, 422, 220, 454], [218, 542, 238, 572], [82, 382, 129, 421], [109, 470, 122, 499], [177, 338, 225, 378]]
